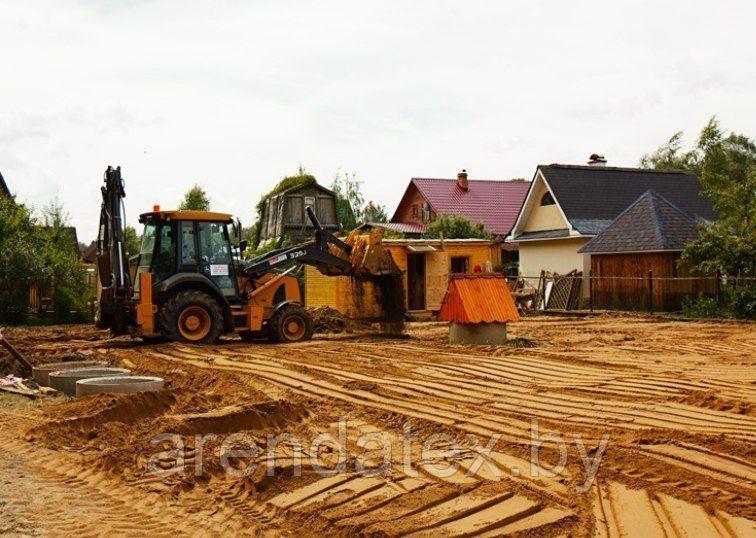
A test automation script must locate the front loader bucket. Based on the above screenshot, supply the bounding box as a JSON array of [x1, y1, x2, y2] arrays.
[[348, 229, 400, 277], [321, 228, 400, 278]]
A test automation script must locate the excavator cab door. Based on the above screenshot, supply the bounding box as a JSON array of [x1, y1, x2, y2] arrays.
[[197, 221, 238, 298], [135, 222, 176, 290]]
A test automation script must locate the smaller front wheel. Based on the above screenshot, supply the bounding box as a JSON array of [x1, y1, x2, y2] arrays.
[[269, 305, 314, 343]]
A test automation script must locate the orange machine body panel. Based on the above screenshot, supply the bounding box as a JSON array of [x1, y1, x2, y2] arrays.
[[241, 273, 301, 331], [135, 272, 158, 335]]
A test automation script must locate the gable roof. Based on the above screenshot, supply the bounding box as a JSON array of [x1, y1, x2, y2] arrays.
[[393, 178, 530, 236], [536, 164, 716, 236], [280, 181, 335, 198], [438, 274, 521, 324], [578, 190, 700, 254], [0, 170, 9, 198]]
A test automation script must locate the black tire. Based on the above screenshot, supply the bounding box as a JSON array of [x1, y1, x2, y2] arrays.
[[268, 304, 314, 343], [159, 290, 223, 344]]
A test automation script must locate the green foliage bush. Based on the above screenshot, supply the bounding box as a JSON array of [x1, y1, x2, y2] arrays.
[[682, 285, 756, 320], [0, 196, 93, 324], [0, 197, 45, 323], [681, 294, 719, 318], [422, 213, 492, 239]]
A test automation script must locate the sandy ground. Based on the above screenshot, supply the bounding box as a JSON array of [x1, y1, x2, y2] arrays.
[[0, 315, 754, 536]]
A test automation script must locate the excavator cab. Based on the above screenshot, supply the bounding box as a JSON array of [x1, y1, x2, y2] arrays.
[[135, 210, 238, 296]]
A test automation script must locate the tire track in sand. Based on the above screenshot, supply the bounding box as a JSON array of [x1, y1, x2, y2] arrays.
[[592, 480, 754, 537]]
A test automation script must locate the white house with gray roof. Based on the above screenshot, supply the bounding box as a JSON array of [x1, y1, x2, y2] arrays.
[[506, 159, 717, 279]]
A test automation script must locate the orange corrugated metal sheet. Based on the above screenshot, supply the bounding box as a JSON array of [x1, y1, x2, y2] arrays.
[[438, 274, 520, 324]]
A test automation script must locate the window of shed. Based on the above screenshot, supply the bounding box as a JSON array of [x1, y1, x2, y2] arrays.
[[540, 192, 556, 206], [450, 256, 469, 274]]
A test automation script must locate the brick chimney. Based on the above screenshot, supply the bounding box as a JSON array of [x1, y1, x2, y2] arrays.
[[457, 169, 469, 190], [587, 154, 607, 166]]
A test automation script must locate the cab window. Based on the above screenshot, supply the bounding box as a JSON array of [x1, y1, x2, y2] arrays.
[[137, 224, 157, 272], [180, 222, 198, 266], [152, 223, 176, 283]]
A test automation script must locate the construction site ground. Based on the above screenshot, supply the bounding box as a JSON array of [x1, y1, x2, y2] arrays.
[[0, 315, 754, 536]]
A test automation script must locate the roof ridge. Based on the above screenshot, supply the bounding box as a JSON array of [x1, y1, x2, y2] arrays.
[[412, 177, 530, 183], [539, 163, 695, 175], [644, 189, 698, 222], [577, 189, 700, 254], [646, 191, 667, 249]]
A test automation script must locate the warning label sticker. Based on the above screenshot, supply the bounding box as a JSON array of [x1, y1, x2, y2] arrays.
[[210, 264, 229, 276]]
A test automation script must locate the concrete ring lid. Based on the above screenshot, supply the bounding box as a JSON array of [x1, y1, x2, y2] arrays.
[[32, 361, 107, 386], [75, 376, 165, 398], [49, 368, 131, 397]]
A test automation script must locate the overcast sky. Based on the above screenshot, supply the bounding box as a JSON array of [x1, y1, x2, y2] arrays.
[[2, 1, 754, 241]]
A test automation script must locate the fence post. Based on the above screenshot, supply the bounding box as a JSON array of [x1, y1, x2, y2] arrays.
[[648, 270, 654, 313], [588, 271, 593, 312], [715, 269, 722, 312]]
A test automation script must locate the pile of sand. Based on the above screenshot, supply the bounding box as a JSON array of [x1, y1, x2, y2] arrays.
[[309, 307, 366, 333]]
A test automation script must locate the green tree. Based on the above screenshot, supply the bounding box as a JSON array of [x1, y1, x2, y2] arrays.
[[330, 170, 387, 229], [123, 225, 141, 258], [0, 196, 45, 323], [641, 117, 755, 277], [362, 200, 388, 223], [179, 184, 211, 211], [39, 199, 92, 323], [331, 170, 363, 231], [422, 213, 492, 239]]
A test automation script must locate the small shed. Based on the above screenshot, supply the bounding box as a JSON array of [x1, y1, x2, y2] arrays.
[[438, 274, 520, 344], [578, 190, 715, 311], [259, 181, 338, 245]]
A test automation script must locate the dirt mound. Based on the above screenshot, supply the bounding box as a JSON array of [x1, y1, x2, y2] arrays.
[[309, 307, 366, 334], [29, 390, 179, 443], [163, 400, 308, 435]]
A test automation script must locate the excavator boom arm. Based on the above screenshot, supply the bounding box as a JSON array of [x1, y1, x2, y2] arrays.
[[96, 166, 131, 333]]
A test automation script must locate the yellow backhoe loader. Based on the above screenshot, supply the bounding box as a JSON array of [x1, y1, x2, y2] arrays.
[[96, 166, 399, 343]]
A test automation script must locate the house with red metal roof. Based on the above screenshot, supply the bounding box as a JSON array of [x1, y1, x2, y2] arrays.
[[368, 171, 530, 273], [387, 171, 530, 238]]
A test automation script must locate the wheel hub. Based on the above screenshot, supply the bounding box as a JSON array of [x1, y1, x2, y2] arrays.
[[178, 306, 211, 341], [283, 315, 306, 340]]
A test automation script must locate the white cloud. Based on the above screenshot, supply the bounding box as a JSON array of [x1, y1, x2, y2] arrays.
[[0, 0, 754, 240]]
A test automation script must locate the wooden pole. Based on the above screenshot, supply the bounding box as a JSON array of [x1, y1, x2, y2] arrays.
[[648, 269, 654, 313], [716, 269, 722, 312], [0, 332, 33, 377], [588, 271, 594, 312]]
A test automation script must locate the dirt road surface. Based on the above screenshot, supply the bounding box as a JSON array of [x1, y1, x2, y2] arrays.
[[0, 316, 754, 536]]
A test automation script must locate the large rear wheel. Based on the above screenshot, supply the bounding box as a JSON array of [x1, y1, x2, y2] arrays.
[[268, 304, 314, 343], [159, 290, 223, 344]]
